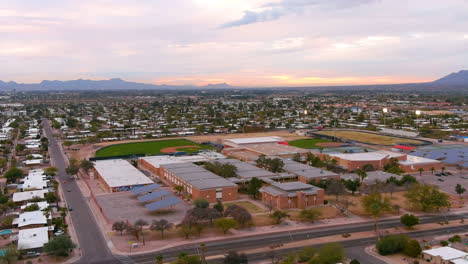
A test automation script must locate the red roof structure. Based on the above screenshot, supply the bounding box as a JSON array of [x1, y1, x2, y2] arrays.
[[278, 141, 290, 146], [393, 145, 415, 151]]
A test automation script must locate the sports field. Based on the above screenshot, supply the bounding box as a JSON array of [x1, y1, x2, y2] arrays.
[[288, 138, 332, 149], [314, 130, 424, 146], [95, 139, 211, 157]]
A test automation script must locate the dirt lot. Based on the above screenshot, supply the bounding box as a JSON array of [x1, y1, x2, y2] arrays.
[[95, 190, 190, 224]]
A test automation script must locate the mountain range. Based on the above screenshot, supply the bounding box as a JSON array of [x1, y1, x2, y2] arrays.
[[0, 70, 467, 92]]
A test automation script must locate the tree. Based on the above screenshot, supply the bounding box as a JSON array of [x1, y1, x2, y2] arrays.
[[223, 251, 248, 264], [44, 235, 76, 257], [3, 167, 23, 183], [361, 192, 392, 232], [310, 243, 344, 264], [404, 183, 450, 212], [350, 260, 361, 264], [455, 183, 466, 197], [172, 253, 202, 264], [204, 161, 237, 178], [270, 210, 289, 224], [174, 185, 184, 195], [193, 198, 209, 209], [45, 192, 58, 203], [224, 204, 252, 227], [44, 166, 58, 176], [418, 168, 424, 176], [343, 179, 360, 195], [292, 153, 301, 163], [125, 225, 140, 241], [326, 179, 346, 201], [362, 164, 374, 172], [23, 203, 40, 212], [354, 168, 367, 183], [214, 218, 238, 234], [80, 160, 94, 172], [150, 219, 173, 238], [155, 255, 163, 264], [404, 239, 422, 258], [0, 246, 19, 264], [376, 235, 409, 255], [400, 214, 419, 229], [299, 208, 321, 223], [65, 162, 79, 176], [214, 199, 224, 213], [247, 177, 262, 199], [135, 219, 148, 245], [112, 221, 128, 235]]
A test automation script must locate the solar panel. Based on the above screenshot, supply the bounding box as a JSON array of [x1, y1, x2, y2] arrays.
[[131, 183, 161, 195], [137, 190, 171, 202], [145, 196, 181, 211]]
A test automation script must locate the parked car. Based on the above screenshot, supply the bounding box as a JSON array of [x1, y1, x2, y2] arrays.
[[54, 230, 64, 236], [68, 206, 73, 211], [437, 179, 444, 182], [25, 252, 40, 258], [435, 173, 442, 176]]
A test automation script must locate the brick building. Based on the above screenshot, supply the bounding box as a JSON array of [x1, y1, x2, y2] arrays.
[[260, 181, 324, 209]]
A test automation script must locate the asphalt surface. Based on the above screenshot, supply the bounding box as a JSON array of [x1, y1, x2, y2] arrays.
[[43, 118, 468, 264], [43, 119, 119, 264], [124, 213, 467, 264]]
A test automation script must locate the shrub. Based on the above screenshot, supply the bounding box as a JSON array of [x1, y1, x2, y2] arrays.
[[440, 240, 449, 246], [448, 235, 461, 243], [376, 235, 409, 255], [404, 239, 422, 258]]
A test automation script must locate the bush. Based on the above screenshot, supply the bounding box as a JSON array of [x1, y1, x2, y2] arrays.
[[323, 200, 328, 205], [350, 260, 360, 264], [440, 240, 449, 246], [448, 235, 461, 243], [376, 235, 409, 255], [400, 214, 419, 229], [404, 239, 422, 258]]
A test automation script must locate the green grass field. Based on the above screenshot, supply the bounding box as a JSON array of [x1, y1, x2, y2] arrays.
[[95, 139, 212, 157], [288, 138, 332, 149]]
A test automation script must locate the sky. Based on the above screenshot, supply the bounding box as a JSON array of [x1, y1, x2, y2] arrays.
[[1, 0, 468, 87]]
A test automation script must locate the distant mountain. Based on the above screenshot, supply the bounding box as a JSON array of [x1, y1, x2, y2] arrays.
[[433, 70, 468, 85], [0, 78, 235, 91]]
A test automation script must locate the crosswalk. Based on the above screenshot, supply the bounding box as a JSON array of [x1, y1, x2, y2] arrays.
[[114, 255, 136, 264]]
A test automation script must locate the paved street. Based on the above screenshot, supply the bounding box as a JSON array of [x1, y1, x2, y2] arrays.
[[124, 213, 467, 263], [43, 118, 468, 264], [43, 119, 119, 264]]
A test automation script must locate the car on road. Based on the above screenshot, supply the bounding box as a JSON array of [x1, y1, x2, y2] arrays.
[[437, 179, 444, 182], [62, 181, 67, 183], [68, 206, 73, 211], [67, 189, 71, 192], [435, 173, 442, 176]]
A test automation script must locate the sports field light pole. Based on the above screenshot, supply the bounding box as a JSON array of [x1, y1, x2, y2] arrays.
[[382, 108, 389, 127], [415, 110, 422, 130]]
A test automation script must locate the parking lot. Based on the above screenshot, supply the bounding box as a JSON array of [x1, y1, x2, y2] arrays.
[[415, 171, 468, 196], [95, 189, 190, 224]]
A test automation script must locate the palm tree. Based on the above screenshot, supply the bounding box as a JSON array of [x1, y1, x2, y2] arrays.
[[134, 219, 149, 245], [418, 168, 424, 176], [441, 166, 446, 173], [430, 167, 435, 175], [355, 168, 368, 183]]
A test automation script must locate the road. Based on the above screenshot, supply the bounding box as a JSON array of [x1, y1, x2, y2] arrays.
[[43, 118, 468, 264], [43, 119, 119, 264], [125, 213, 467, 264]]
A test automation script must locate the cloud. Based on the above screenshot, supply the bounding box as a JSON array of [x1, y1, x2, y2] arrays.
[[221, 0, 378, 27]]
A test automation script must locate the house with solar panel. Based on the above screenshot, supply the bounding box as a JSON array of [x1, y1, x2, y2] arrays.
[[91, 159, 154, 192]]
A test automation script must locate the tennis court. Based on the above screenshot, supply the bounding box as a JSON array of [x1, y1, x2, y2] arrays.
[[411, 144, 467, 167]]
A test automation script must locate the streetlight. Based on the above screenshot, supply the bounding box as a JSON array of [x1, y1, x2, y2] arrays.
[[415, 110, 421, 130], [382, 108, 389, 126], [304, 109, 308, 115]]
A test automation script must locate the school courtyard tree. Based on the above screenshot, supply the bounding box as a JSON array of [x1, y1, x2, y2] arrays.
[[214, 218, 238, 234], [405, 183, 450, 212], [361, 192, 392, 232]]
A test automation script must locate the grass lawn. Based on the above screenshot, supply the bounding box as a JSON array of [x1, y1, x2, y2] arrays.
[[224, 201, 265, 214], [95, 139, 212, 157], [288, 138, 332, 149], [315, 130, 423, 146]]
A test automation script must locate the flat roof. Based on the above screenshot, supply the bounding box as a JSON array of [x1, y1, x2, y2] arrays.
[[13, 211, 47, 228], [94, 159, 153, 188], [330, 150, 405, 161], [280, 158, 339, 179], [216, 159, 277, 178], [400, 155, 441, 165], [12, 190, 48, 202], [423, 247, 467, 260], [17, 227, 49, 250], [163, 162, 237, 189], [244, 143, 309, 156], [224, 136, 284, 145], [341, 171, 401, 184], [140, 155, 211, 168]]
